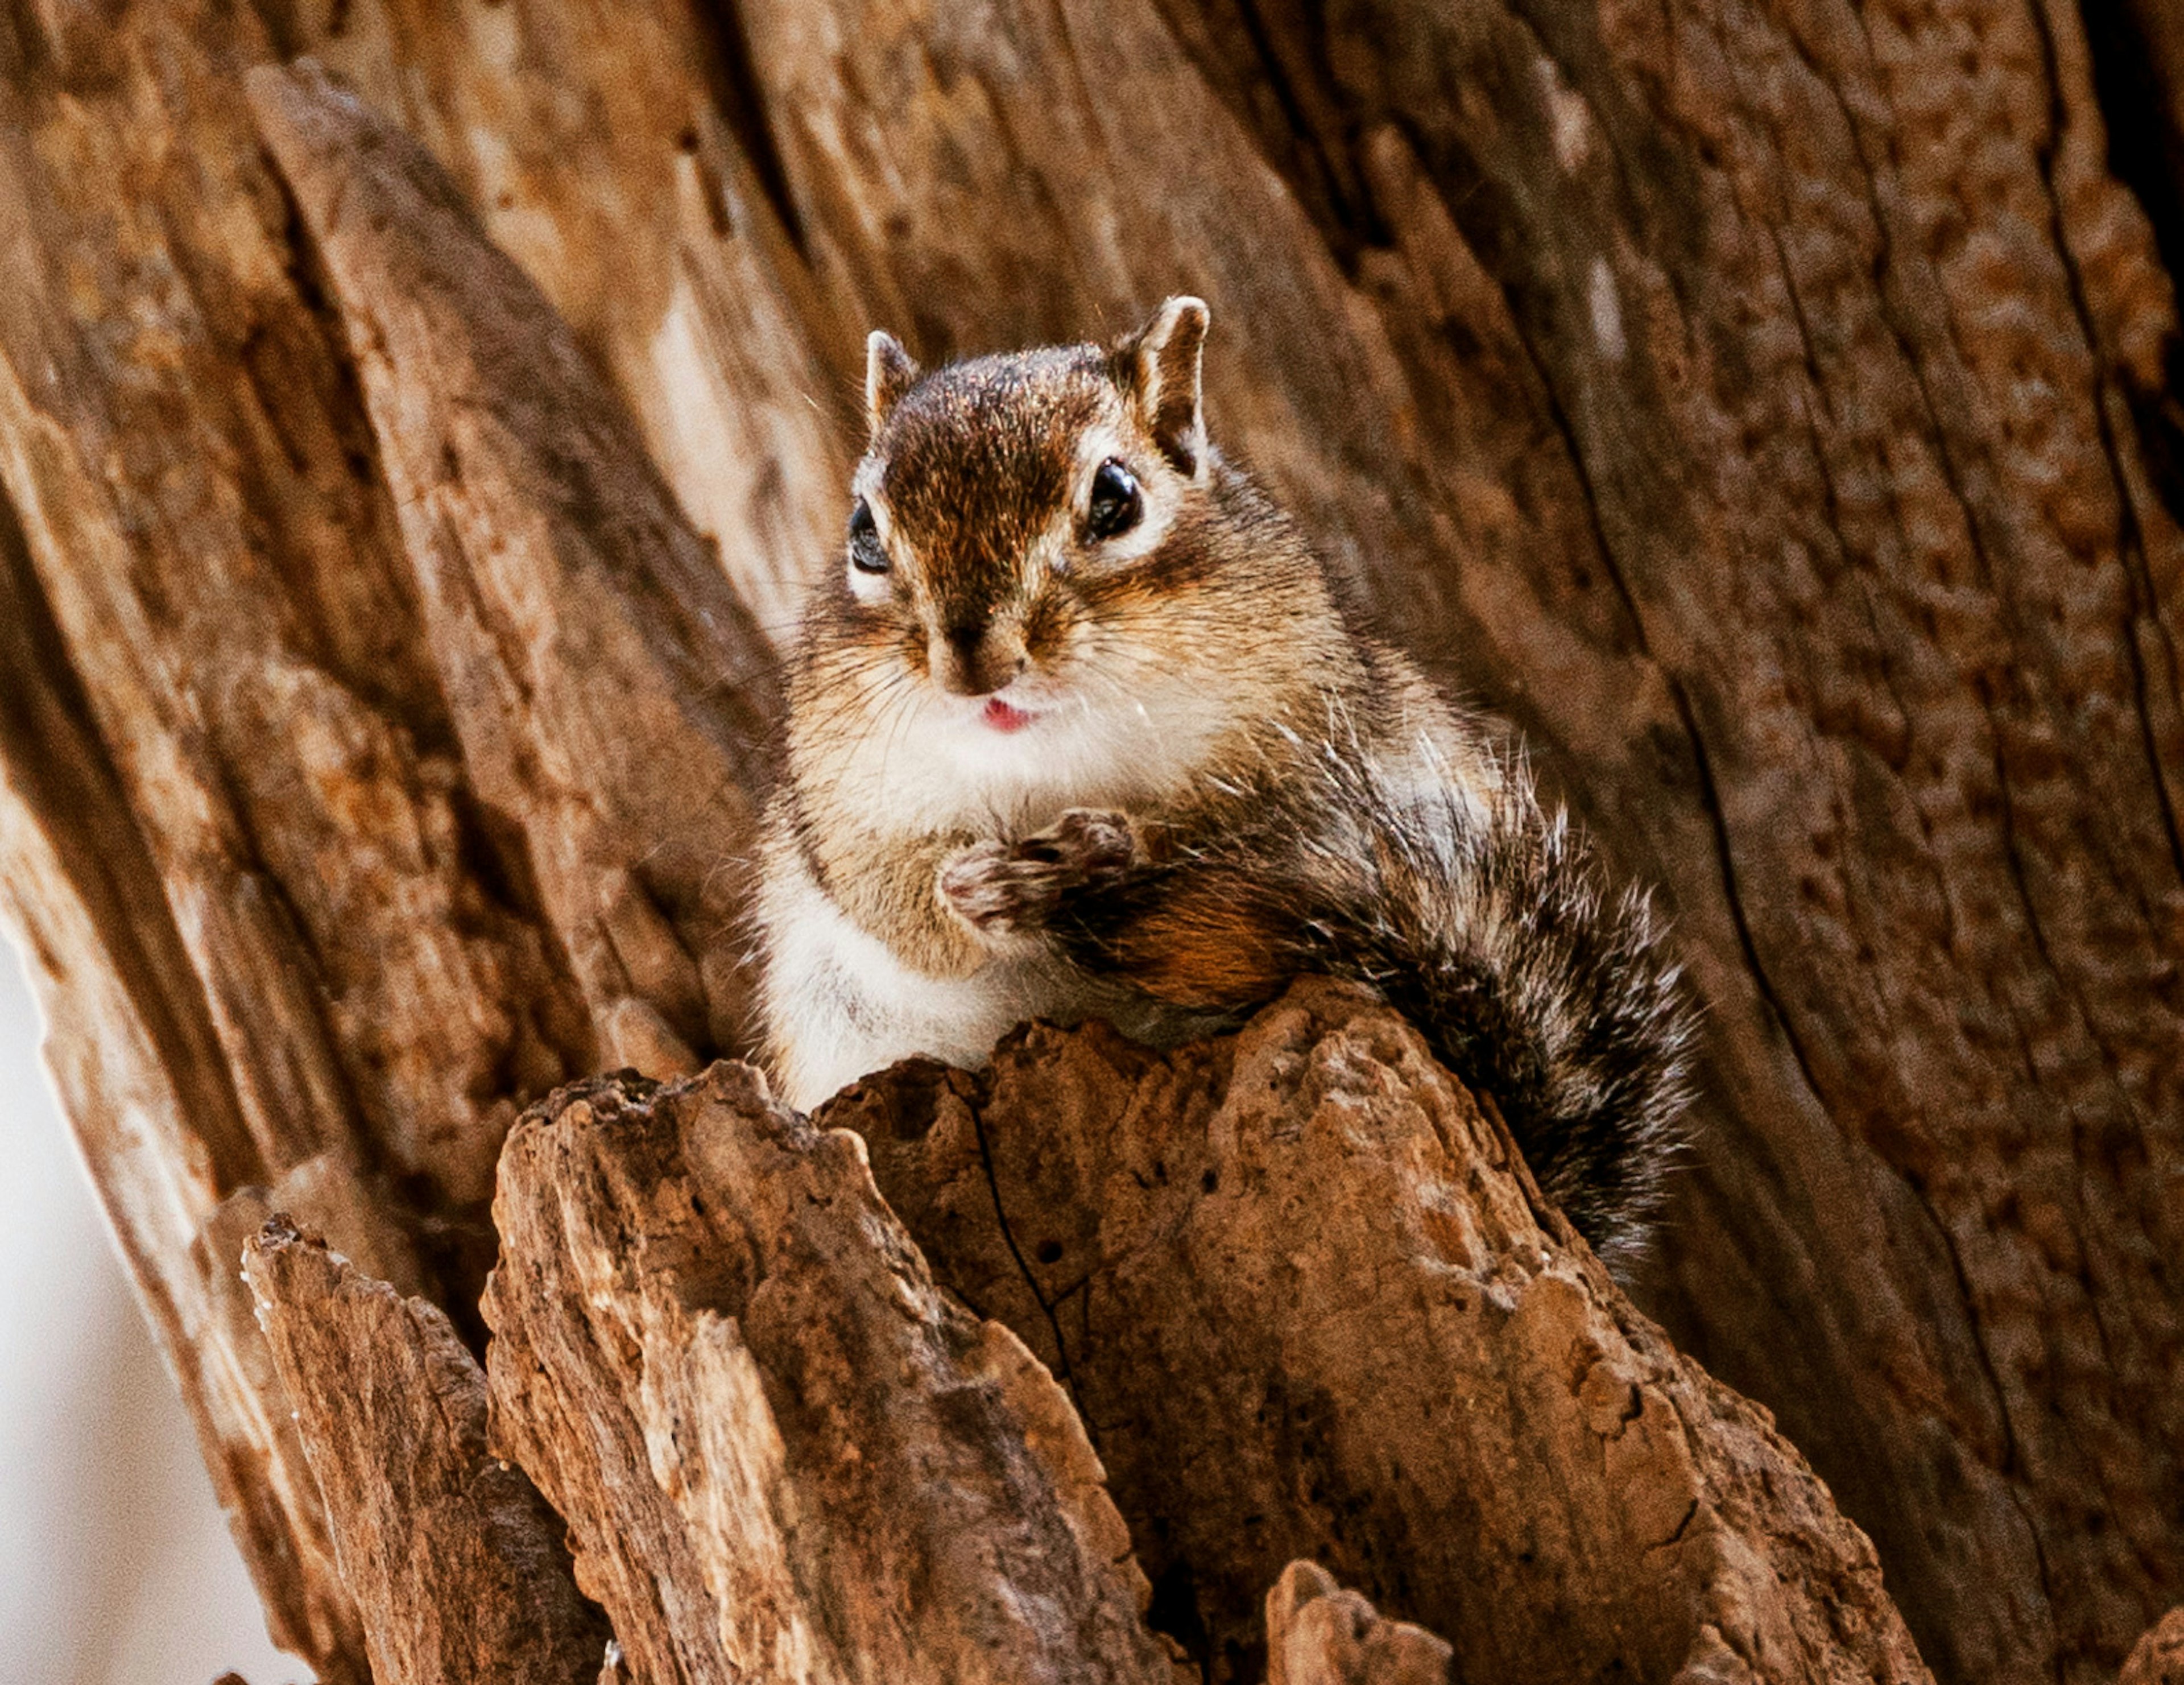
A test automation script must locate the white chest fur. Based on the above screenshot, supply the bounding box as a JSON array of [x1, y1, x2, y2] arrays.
[[754, 833, 1103, 1111]]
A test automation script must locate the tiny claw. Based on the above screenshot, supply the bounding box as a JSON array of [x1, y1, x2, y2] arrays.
[[1036, 808, 1137, 876], [937, 810, 1139, 934], [938, 841, 1020, 928]]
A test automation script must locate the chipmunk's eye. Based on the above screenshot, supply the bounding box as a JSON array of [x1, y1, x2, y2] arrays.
[[847, 498, 890, 574], [1085, 459, 1142, 542]]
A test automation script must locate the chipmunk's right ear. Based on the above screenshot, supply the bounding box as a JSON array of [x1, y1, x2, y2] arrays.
[[865, 331, 920, 436], [1115, 295, 1210, 478]]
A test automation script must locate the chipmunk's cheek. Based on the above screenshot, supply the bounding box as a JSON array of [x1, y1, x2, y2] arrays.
[[847, 563, 895, 606], [1020, 590, 1077, 666]]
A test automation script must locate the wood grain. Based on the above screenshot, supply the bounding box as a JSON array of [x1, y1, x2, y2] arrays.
[[247, 58, 781, 1075], [0, 22, 775, 1674], [2123, 1608, 2184, 1685], [480, 1063, 1187, 1685], [1263, 1564, 1454, 1685], [243, 1216, 611, 1685], [826, 980, 1933, 1685], [0, 4, 2174, 1679]]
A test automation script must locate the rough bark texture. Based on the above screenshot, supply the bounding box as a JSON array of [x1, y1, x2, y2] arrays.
[[231, 1089, 1520, 1685], [454, 998, 1919, 1684], [0, 22, 775, 1675], [245, 58, 780, 1078], [241, 1217, 611, 1685], [826, 980, 1931, 1685], [0, 4, 2174, 1684], [479, 1061, 1186, 1685]]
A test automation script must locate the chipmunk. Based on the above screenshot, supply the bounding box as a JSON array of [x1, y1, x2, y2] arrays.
[[753, 298, 1694, 1264]]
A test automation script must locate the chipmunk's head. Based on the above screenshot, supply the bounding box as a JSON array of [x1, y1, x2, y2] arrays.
[[810, 298, 1328, 804]]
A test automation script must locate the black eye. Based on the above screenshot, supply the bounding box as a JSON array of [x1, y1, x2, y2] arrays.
[[1085, 459, 1142, 541], [847, 498, 890, 574]]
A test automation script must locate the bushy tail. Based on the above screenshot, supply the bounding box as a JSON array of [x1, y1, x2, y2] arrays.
[[1265, 744, 1697, 1267], [1052, 733, 1698, 1267]]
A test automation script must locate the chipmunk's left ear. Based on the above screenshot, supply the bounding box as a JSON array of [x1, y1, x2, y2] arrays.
[[1115, 295, 1209, 477], [866, 331, 920, 437]]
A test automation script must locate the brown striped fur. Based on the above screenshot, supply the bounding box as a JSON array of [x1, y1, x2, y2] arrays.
[[753, 299, 1694, 1267]]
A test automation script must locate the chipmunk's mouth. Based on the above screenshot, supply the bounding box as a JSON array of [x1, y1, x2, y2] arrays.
[[981, 696, 1036, 734]]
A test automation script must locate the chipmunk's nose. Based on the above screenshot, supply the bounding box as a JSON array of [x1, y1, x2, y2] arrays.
[[931, 618, 1029, 697]]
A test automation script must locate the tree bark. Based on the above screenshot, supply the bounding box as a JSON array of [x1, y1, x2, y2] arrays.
[[0, 4, 2175, 1684], [480, 1062, 1185, 1685], [825, 980, 1931, 1685], [2123, 1609, 2184, 1685], [0, 16, 773, 1671], [1261, 1564, 1455, 1685], [242, 1217, 611, 1685], [231, 989, 1933, 1684]]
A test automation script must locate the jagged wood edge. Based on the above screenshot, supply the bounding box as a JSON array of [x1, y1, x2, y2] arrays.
[[242, 1218, 613, 1685], [822, 979, 1935, 1685], [478, 1062, 1189, 1685]]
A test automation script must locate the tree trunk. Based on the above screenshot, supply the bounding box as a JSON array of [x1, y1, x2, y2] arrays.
[[242, 983, 1935, 1685], [0, 5, 2177, 1684]]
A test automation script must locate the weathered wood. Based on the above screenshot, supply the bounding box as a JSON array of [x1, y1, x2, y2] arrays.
[[0, 5, 2177, 1682], [270, 0, 858, 638], [191, 992, 1934, 1685], [822, 980, 1931, 1685], [0, 20, 780, 1675], [0, 11, 492, 1668], [479, 1062, 1188, 1685], [207, 13, 2184, 1670], [247, 57, 781, 1075], [718, 9, 2184, 1675], [242, 1216, 611, 1685]]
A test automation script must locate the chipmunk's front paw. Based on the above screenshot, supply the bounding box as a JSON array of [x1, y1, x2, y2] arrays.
[[939, 809, 1136, 934], [1015, 808, 1138, 878]]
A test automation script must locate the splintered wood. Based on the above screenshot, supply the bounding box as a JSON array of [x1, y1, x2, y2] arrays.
[[193, 980, 1921, 1685], [0, 42, 782, 1680], [229, 986, 1934, 1681], [822, 979, 1932, 1685], [4, 6, 2177, 1683], [242, 1219, 609, 1685], [1263, 1564, 1453, 1685], [478, 1063, 1186, 1685], [246, 60, 781, 1079], [2123, 1609, 2184, 1685]]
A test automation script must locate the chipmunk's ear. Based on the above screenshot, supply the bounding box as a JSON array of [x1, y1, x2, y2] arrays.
[[1115, 295, 1209, 477], [865, 331, 920, 436]]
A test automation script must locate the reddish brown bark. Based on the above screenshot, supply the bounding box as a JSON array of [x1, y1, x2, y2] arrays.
[[2123, 1608, 2184, 1685], [0, 5, 2174, 1681], [243, 1218, 610, 1685], [827, 981, 1931, 1685], [228, 994, 1932, 1683]]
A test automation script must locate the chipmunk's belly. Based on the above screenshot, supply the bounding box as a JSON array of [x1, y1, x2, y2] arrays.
[[758, 861, 1097, 1113]]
